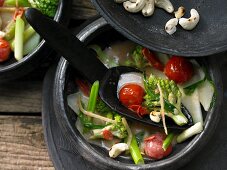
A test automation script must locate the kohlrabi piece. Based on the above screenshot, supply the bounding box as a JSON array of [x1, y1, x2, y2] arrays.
[[198, 80, 215, 111], [67, 92, 88, 115], [181, 88, 203, 124]]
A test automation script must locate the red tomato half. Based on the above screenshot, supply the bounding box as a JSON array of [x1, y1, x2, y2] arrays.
[[119, 84, 145, 107], [0, 39, 11, 62], [164, 56, 194, 84], [144, 133, 172, 160]]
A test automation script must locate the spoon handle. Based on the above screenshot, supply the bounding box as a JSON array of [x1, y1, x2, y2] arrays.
[[25, 8, 108, 83]]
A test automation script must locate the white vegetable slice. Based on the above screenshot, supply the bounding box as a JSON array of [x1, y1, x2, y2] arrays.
[[117, 72, 144, 94], [181, 88, 203, 124], [145, 67, 167, 79], [198, 80, 214, 111], [176, 122, 203, 143], [67, 92, 88, 115]]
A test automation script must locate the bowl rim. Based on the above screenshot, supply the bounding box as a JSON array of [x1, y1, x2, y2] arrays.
[[0, 0, 70, 73], [53, 17, 223, 170]]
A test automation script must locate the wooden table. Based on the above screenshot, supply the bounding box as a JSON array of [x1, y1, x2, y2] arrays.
[[0, 1, 97, 169]]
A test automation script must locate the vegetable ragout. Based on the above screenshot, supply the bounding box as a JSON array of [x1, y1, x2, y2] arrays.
[[0, 0, 59, 63], [67, 41, 215, 164]]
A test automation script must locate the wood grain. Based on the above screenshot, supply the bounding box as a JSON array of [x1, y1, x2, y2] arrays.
[[0, 116, 54, 170], [0, 81, 42, 113]]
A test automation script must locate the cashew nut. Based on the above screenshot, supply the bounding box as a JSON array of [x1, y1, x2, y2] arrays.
[[142, 0, 155, 17], [165, 18, 178, 35], [109, 143, 129, 158], [179, 9, 200, 30], [123, 0, 146, 13], [150, 111, 161, 123], [174, 6, 185, 19], [155, 0, 174, 13]]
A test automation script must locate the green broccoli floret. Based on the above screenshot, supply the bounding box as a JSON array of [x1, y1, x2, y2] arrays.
[[124, 45, 148, 70], [93, 100, 127, 139], [28, 0, 59, 17], [144, 75, 188, 126]]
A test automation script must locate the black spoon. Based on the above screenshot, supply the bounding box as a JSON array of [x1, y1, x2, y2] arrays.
[[25, 8, 193, 129]]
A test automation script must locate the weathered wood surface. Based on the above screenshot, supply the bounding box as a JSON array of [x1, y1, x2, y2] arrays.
[[0, 116, 54, 170], [0, 1, 97, 169]]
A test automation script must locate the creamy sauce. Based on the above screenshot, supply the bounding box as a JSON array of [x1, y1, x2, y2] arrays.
[[104, 40, 136, 65]]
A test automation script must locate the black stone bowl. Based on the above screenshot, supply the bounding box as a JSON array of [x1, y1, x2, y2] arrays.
[[0, 0, 72, 82], [52, 17, 223, 170]]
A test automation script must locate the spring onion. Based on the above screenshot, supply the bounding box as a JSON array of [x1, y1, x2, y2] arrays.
[[162, 133, 174, 151], [11, 25, 36, 50], [129, 135, 144, 165], [176, 122, 203, 143], [87, 81, 99, 112]]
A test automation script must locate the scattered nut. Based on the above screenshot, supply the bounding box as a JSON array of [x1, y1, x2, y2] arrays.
[[165, 18, 178, 35], [109, 143, 129, 158], [154, 0, 174, 13], [174, 6, 185, 19], [123, 0, 146, 13], [150, 111, 161, 123], [179, 9, 200, 30], [142, 0, 155, 17]]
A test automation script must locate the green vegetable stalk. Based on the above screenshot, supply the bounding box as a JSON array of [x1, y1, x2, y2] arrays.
[[14, 17, 25, 61], [129, 135, 144, 165], [162, 133, 174, 151], [11, 25, 36, 50], [87, 81, 99, 112], [4, 20, 16, 41]]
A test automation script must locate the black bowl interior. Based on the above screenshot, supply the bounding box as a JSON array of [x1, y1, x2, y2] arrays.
[[0, 0, 72, 81], [53, 18, 223, 169]]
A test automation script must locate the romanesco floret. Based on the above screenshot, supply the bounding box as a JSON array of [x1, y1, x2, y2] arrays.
[[144, 75, 182, 110], [28, 0, 59, 17]]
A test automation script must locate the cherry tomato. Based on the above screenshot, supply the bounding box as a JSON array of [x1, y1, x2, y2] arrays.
[[102, 130, 113, 140], [0, 0, 4, 6], [164, 56, 194, 84], [142, 48, 164, 71], [0, 38, 11, 62], [144, 132, 172, 160], [75, 79, 90, 96], [13, 8, 25, 20], [119, 84, 145, 107], [128, 105, 149, 117]]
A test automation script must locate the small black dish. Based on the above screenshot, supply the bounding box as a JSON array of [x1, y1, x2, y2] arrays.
[[0, 0, 72, 82], [51, 17, 223, 169], [91, 0, 227, 56]]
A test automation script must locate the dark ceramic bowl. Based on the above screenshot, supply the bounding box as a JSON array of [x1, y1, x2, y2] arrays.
[[0, 0, 72, 82], [52, 17, 223, 170]]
